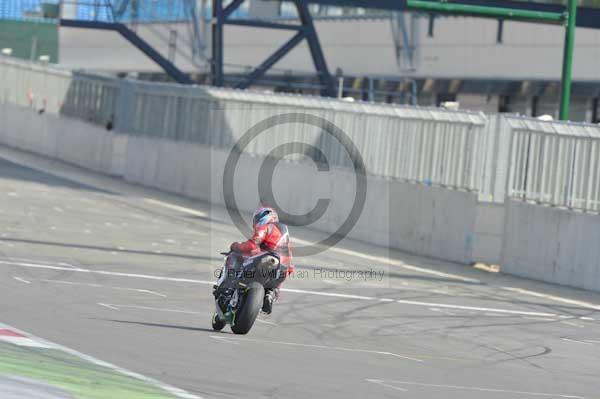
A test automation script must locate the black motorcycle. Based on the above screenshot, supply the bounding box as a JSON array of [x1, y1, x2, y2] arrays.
[[212, 250, 283, 334]]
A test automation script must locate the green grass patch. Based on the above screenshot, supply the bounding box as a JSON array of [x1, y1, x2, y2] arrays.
[[0, 342, 176, 399]]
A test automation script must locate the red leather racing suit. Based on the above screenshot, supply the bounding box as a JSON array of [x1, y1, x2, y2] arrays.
[[234, 222, 293, 274]]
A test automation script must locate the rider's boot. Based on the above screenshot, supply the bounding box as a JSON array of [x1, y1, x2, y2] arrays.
[[262, 289, 276, 314]]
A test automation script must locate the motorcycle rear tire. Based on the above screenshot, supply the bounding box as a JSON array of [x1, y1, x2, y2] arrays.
[[231, 282, 264, 335]]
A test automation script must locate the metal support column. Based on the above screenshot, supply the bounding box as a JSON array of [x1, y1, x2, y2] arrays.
[[236, 31, 307, 89], [294, 1, 336, 96], [559, 0, 577, 121], [211, 0, 224, 87]]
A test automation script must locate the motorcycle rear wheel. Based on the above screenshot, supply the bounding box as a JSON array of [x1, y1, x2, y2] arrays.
[[231, 282, 264, 335]]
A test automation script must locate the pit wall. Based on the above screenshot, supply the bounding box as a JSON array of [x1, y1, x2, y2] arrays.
[[124, 136, 478, 264], [502, 200, 600, 292], [0, 105, 478, 265]]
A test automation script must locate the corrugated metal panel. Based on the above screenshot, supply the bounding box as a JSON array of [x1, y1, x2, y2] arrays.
[[125, 80, 487, 189], [501, 115, 600, 212]]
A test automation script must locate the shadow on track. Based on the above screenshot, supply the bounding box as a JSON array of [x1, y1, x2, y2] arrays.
[[0, 157, 115, 194], [0, 237, 221, 262], [101, 319, 219, 334]]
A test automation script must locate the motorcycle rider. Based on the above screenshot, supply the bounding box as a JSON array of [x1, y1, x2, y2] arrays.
[[217, 206, 293, 314]]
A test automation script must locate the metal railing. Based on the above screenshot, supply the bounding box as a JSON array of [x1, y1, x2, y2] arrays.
[[128, 79, 487, 190], [61, 72, 119, 125], [505, 117, 600, 212]]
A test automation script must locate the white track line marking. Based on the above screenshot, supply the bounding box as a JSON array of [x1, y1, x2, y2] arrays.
[[255, 318, 277, 326], [38, 279, 168, 297], [560, 321, 584, 328], [44, 280, 102, 288], [561, 338, 594, 346], [0, 322, 202, 399], [125, 288, 167, 298], [500, 286, 600, 311], [97, 304, 201, 314], [0, 260, 574, 318], [210, 335, 240, 345], [365, 379, 408, 392], [143, 198, 208, 218], [7, 257, 76, 268], [523, 316, 557, 322], [394, 299, 558, 318], [283, 288, 375, 301], [0, 260, 214, 284], [12, 276, 31, 284], [139, 198, 478, 284], [0, 335, 55, 349], [210, 335, 422, 362], [297, 237, 480, 283], [365, 379, 585, 398], [98, 303, 120, 311]]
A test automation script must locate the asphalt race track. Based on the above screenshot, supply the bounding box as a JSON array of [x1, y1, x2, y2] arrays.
[[0, 146, 599, 399]]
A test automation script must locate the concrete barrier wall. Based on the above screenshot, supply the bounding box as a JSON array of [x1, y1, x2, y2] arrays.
[[472, 202, 505, 265], [502, 200, 600, 292], [0, 103, 123, 176], [123, 135, 479, 264]]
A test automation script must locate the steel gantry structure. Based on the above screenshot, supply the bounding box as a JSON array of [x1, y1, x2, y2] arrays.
[[211, 0, 577, 119]]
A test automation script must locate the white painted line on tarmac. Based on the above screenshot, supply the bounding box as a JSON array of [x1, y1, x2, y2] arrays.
[[0, 322, 203, 399], [560, 320, 584, 328], [523, 316, 557, 322], [12, 276, 31, 284], [395, 299, 558, 318], [0, 260, 576, 318], [36, 279, 168, 297], [45, 280, 103, 288], [143, 198, 208, 218], [365, 379, 408, 392], [210, 335, 240, 345], [283, 287, 375, 301], [97, 304, 201, 315], [210, 335, 423, 362], [500, 286, 600, 311], [561, 338, 594, 346], [98, 303, 120, 311], [6, 257, 77, 268], [255, 318, 277, 326], [124, 288, 167, 298], [293, 237, 480, 283], [365, 379, 586, 398], [0, 260, 214, 284], [0, 335, 55, 349]]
